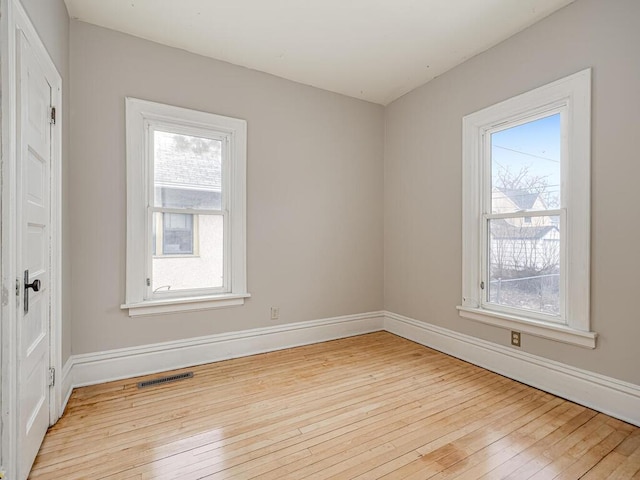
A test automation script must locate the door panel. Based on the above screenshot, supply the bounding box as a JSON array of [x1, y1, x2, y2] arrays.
[[17, 30, 52, 479]]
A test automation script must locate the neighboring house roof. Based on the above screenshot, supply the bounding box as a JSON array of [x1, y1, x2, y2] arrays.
[[497, 188, 542, 210], [154, 132, 222, 191], [491, 219, 558, 240]]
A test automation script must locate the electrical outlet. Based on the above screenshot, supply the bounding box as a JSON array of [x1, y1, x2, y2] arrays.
[[511, 331, 521, 347], [270, 307, 280, 320]]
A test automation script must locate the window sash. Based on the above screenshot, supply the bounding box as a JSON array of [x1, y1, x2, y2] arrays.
[[147, 123, 229, 210], [484, 209, 562, 220], [145, 122, 231, 300], [478, 105, 568, 324], [146, 210, 228, 299], [482, 107, 565, 214], [480, 209, 566, 323]]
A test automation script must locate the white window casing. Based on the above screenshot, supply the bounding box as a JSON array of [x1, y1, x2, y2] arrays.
[[457, 69, 596, 348], [122, 98, 249, 316]]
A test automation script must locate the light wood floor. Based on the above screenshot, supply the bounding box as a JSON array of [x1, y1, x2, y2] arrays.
[[30, 332, 640, 479]]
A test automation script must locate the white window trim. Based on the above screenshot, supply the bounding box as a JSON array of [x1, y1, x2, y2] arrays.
[[458, 69, 595, 348], [122, 98, 249, 317]]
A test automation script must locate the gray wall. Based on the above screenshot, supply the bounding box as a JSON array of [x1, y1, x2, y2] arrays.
[[69, 21, 384, 354], [384, 0, 640, 385], [21, 0, 71, 364], [54, 0, 640, 387]]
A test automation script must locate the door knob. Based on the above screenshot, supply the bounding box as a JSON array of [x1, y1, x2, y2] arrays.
[[24, 270, 41, 313], [26, 279, 41, 292]]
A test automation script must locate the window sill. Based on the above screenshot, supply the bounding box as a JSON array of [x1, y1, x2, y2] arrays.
[[456, 306, 596, 349], [121, 293, 250, 317]]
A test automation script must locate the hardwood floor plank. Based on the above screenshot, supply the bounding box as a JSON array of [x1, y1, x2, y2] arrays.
[[606, 431, 640, 479], [212, 385, 538, 479], [581, 451, 629, 479], [391, 400, 573, 480], [508, 415, 617, 479], [553, 429, 634, 480], [28, 332, 640, 480], [472, 405, 592, 479], [38, 343, 436, 456], [138, 370, 508, 479], [374, 392, 555, 480], [37, 350, 472, 470], [31, 340, 464, 478], [207, 380, 527, 479]]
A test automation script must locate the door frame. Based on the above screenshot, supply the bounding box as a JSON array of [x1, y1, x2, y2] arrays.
[[0, 0, 63, 476]]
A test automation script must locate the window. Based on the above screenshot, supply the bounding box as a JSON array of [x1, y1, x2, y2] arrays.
[[458, 70, 595, 348], [122, 98, 248, 316], [154, 213, 197, 256]]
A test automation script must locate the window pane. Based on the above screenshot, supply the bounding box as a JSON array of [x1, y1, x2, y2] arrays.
[[154, 130, 222, 210], [488, 215, 560, 316], [163, 213, 193, 255], [152, 214, 224, 292], [491, 114, 560, 214]]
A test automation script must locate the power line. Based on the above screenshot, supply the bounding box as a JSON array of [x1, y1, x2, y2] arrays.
[[493, 144, 560, 163]]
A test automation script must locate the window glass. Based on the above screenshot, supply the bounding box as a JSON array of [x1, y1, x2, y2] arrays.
[[151, 129, 225, 293], [486, 113, 562, 318], [162, 213, 193, 255], [154, 131, 222, 210], [488, 216, 560, 316], [490, 114, 561, 214], [152, 215, 224, 292]]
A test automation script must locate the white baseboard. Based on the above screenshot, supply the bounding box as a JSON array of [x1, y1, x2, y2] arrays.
[[59, 309, 640, 428], [384, 311, 640, 427], [67, 311, 385, 389]]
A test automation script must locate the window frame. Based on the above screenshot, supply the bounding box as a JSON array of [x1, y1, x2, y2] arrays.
[[481, 108, 565, 323], [122, 98, 249, 316], [457, 69, 596, 348]]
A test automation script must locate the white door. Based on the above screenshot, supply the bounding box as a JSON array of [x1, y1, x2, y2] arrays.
[[16, 29, 53, 479]]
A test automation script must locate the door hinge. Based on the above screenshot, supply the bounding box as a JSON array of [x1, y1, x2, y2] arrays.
[[50, 106, 56, 125], [146, 278, 151, 287], [480, 281, 485, 290], [16, 277, 21, 296], [49, 367, 56, 387]]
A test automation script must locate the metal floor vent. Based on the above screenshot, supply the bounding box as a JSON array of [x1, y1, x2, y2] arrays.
[[137, 371, 194, 389]]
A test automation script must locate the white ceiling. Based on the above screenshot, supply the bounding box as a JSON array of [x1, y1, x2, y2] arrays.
[[63, 0, 574, 105]]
